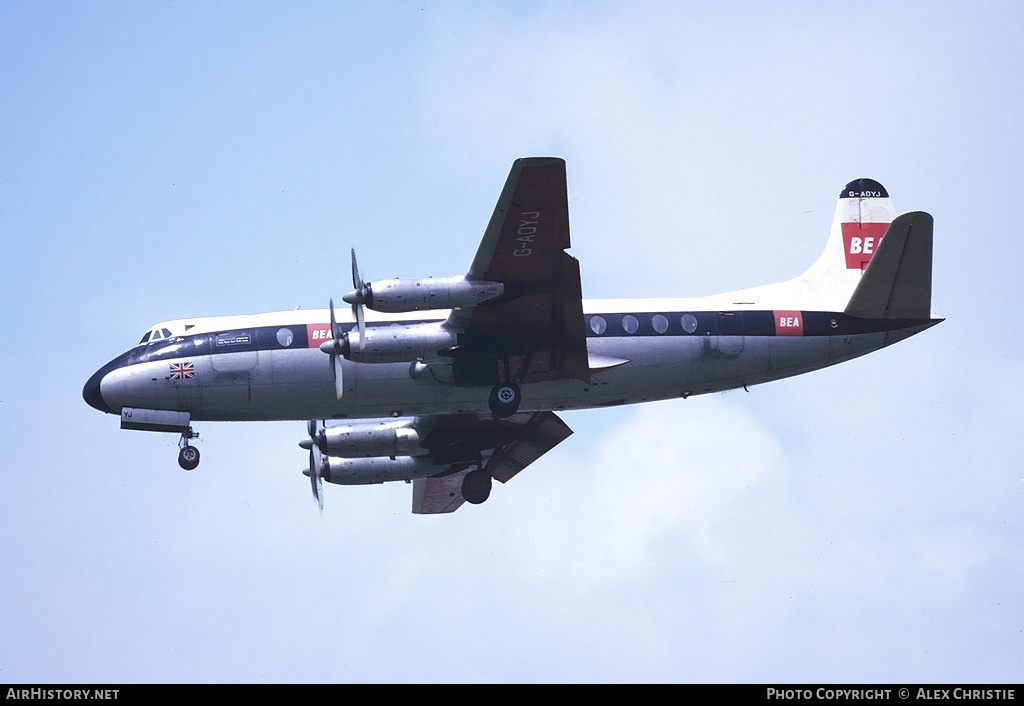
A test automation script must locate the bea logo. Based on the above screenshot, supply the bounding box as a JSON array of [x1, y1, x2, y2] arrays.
[[774, 310, 803, 336], [307, 324, 332, 346], [842, 222, 889, 270]]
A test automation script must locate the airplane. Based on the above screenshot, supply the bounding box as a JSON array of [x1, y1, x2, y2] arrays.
[[83, 157, 940, 513]]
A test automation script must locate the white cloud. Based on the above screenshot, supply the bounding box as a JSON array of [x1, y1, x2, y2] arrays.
[[507, 396, 787, 587]]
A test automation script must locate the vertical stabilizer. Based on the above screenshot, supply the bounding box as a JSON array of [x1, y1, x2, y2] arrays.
[[796, 179, 896, 309]]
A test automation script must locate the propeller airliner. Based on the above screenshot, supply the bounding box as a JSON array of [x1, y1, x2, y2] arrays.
[[83, 158, 940, 513]]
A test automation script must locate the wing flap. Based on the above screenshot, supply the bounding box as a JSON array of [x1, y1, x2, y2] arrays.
[[488, 410, 573, 483], [410, 411, 573, 514]]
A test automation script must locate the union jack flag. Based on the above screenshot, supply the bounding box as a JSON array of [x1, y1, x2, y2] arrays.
[[169, 362, 194, 380]]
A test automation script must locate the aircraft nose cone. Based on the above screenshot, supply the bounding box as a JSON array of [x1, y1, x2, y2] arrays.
[[83, 368, 116, 414]]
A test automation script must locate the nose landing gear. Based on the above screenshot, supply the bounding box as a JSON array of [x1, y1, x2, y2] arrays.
[[178, 445, 200, 470], [177, 427, 201, 471]]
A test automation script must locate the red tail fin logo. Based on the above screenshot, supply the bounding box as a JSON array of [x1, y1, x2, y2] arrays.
[[842, 222, 889, 270]]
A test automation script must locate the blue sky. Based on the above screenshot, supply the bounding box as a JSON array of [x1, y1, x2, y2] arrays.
[[2, 1, 1022, 682]]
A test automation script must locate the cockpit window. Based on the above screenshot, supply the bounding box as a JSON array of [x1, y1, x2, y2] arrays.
[[140, 327, 174, 344]]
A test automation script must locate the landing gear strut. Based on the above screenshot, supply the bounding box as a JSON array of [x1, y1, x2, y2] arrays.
[[177, 426, 200, 471]]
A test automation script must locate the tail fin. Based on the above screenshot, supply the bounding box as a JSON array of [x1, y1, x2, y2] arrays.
[[709, 178, 932, 315], [797, 179, 896, 308], [844, 211, 933, 319]]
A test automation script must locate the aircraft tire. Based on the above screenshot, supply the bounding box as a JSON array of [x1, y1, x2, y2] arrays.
[[178, 445, 200, 471], [488, 382, 521, 418], [461, 469, 492, 505]]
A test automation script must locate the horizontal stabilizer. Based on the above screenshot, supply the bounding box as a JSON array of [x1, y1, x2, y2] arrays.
[[844, 211, 933, 319]]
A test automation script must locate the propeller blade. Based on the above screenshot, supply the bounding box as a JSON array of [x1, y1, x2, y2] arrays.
[[313, 448, 324, 513], [329, 298, 340, 340], [308, 448, 323, 513], [324, 299, 345, 399], [351, 248, 363, 293], [346, 250, 368, 351], [333, 353, 344, 400], [355, 302, 366, 352], [303, 419, 324, 450]]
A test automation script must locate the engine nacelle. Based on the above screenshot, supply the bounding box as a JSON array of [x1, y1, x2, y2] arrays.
[[320, 455, 446, 485], [361, 276, 503, 313], [319, 420, 423, 458], [344, 321, 457, 364]]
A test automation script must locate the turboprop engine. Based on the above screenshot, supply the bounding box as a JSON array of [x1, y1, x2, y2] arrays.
[[340, 320, 458, 364], [309, 455, 447, 485], [300, 419, 425, 458], [302, 419, 447, 501], [344, 275, 503, 313], [319, 251, 501, 401]]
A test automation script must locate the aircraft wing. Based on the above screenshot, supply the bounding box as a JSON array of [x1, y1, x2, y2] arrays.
[[448, 157, 590, 385], [411, 410, 573, 514]]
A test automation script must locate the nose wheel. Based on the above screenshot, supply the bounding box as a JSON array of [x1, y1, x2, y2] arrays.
[[177, 427, 201, 471], [178, 445, 200, 471]]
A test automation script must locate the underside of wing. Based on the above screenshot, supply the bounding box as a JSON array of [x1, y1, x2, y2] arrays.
[[448, 157, 590, 387], [411, 470, 469, 515], [411, 410, 573, 514]]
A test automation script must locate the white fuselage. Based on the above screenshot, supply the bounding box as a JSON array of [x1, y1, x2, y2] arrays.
[[88, 298, 934, 423]]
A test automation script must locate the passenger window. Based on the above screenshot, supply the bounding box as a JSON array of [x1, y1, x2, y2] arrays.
[[589, 315, 607, 335], [622, 315, 639, 334], [681, 313, 698, 333], [652, 314, 669, 334]]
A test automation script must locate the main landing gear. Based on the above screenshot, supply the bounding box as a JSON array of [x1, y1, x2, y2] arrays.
[[487, 354, 531, 418], [488, 381, 521, 418], [177, 427, 200, 471], [461, 468, 492, 505]]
